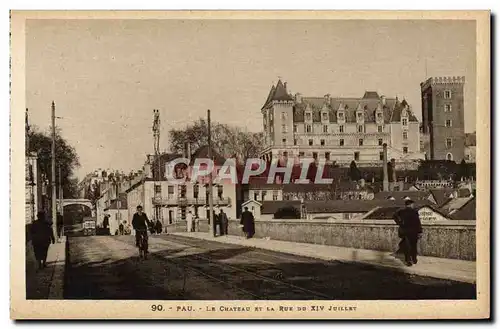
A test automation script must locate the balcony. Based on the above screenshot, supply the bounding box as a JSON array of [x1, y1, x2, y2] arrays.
[[152, 196, 232, 207]]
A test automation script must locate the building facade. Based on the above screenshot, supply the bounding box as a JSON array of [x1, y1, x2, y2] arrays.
[[25, 152, 42, 224], [260, 80, 423, 167], [420, 76, 466, 162]]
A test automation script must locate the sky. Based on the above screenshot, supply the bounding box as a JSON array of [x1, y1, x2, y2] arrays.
[[26, 19, 476, 180]]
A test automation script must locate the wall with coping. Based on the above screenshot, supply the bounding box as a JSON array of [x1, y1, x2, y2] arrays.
[[197, 219, 475, 260]]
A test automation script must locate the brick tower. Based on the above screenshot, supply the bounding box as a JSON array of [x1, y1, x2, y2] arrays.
[[420, 76, 466, 162]]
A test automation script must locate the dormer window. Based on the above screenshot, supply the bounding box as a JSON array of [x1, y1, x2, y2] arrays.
[[377, 112, 383, 120], [338, 112, 344, 119], [357, 112, 363, 120], [402, 118, 408, 126], [305, 112, 312, 122], [321, 111, 329, 122]]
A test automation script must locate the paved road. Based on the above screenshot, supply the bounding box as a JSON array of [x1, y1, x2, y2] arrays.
[[64, 234, 476, 300]]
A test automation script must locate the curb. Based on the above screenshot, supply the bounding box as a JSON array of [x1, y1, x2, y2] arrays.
[[48, 236, 67, 299]]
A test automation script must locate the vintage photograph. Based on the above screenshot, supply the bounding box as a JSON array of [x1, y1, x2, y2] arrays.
[[11, 11, 490, 319]]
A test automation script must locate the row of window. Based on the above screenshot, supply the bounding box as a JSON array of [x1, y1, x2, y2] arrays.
[[253, 190, 279, 201], [154, 185, 224, 199], [281, 136, 408, 147], [303, 111, 386, 122], [282, 149, 409, 161]]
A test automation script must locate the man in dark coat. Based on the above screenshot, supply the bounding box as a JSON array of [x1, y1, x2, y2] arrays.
[[30, 211, 55, 270], [240, 207, 255, 239], [212, 210, 219, 237], [394, 200, 423, 266], [219, 209, 228, 236], [132, 205, 152, 259], [56, 212, 64, 241], [155, 219, 163, 234]]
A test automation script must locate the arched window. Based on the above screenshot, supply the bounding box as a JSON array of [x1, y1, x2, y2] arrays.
[[446, 153, 453, 161]]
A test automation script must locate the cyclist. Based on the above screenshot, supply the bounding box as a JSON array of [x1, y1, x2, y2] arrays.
[[132, 205, 152, 259]]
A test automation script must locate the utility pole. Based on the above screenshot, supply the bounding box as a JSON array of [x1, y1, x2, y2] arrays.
[[207, 109, 215, 237], [51, 101, 57, 239], [26, 108, 35, 223], [58, 165, 64, 237]]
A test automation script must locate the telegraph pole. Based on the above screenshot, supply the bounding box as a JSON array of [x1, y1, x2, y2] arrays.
[[51, 101, 57, 239], [58, 165, 64, 236], [207, 109, 215, 237]]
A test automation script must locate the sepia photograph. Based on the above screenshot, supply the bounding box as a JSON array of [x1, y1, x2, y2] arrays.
[[10, 10, 490, 319]]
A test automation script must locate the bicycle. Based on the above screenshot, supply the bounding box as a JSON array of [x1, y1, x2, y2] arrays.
[[136, 229, 149, 260]]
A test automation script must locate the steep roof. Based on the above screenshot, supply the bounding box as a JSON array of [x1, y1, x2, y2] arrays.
[[450, 198, 476, 220], [430, 189, 456, 207], [262, 80, 293, 109], [365, 202, 439, 220], [439, 197, 473, 214], [373, 191, 433, 202], [363, 91, 380, 99]]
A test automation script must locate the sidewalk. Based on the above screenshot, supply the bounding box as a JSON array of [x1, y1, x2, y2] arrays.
[[25, 236, 67, 299], [171, 232, 476, 284]]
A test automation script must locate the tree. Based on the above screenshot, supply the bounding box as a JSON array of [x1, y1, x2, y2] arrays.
[[27, 126, 80, 198], [168, 118, 264, 160]]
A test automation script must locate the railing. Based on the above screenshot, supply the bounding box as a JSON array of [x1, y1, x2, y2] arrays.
[[152, 196, 232, 207]]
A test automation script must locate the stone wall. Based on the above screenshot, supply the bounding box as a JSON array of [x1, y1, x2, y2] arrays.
[[197, 219, 476, 260]]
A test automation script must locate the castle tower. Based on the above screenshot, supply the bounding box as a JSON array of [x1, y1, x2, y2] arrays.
[[420, 76, 465, 162], [260, 79, 294, 162]]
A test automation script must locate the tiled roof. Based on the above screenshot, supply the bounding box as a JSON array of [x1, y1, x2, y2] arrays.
[[262, 80, 294, 109], [363, 91, 380, 99], [450, 198, 476, 220], [261, 200, 302, 214], [373, 191, 433, 202], [364, 202, 437, 220], [439, 197, 473, 214], [430, 189, 456, 207], [190, 146, 226, 166]]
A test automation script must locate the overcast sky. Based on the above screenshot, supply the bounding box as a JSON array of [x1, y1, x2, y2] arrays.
[[26, 19, 476, 180]]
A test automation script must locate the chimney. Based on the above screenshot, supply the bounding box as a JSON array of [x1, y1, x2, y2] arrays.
[[295, 93, 302, 103], [382, 143, 389, 191]]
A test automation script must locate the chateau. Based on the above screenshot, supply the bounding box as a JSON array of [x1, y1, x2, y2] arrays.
[[260, 80, 423, 167]]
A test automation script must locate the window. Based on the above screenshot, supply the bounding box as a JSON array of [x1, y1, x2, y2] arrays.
[[293, 124, 297, 132], [403, 147, 408, 154], [282, 138, 287, 145], [322, 112, 328, 121], [338, 112, 344, 119], [323, 125, 328, 133], [446, 138, 453, 148], [306, 112, 312, 121], [270, 113, 273, 121], [283, 151, 288, 157], [281, 124, 287, 133], [358, 125, 364, 133], [155, 185, 162, 194], [325, 152, 330, 161], [281, 112, 287, 120], [313, 152, 318, 160], [254, 192, 258, 201], [377, 125, 383, 133], [465, 154, 470, 161], [444, 104, 452, 112], [339, 125, 344, 133], [299, 152, 305, 157], [359, 139, 363, 146], [444, 90, 452, 99], [403, 131, 408, 140], [306, 125, 312, 133], [354, 152, 360, 161], [308, 139, 313, 146], [445, 119, 452, 127], [340, 139, 344, 146], [217, 185, 223, 199], [402, 118, 408, 126], [357, 112, 363, 119], [294, 139, 297, 146], [168, 186, 174, 198], [377, 112, 383, 120], [193, 184, 199, 198], [273, 191, 279, 201], [379, 152, 384, 161], [320, 139, 325, 146], [378, 138, 383, 146], [446, 153, 453, 161]]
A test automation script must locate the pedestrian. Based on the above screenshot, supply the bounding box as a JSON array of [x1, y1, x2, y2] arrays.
[[240, 206, 255, 239], [155, 219, 163, 235], [56, 211, 64, 241], [219, 209, 228, 236], [119, 222, 124, 235], [186, 210, 194, 233], [394, 199, 423, 266], [30, 211, 55, 270], [212, 210, 219, 237]]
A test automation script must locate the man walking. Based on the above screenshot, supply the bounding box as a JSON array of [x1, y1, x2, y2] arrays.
[[394, 199, 423, 266], [30, 211, 56, 270], [56, 211, 64, 242], [240, 207, 255, 239], [186, 210, 194, 233]]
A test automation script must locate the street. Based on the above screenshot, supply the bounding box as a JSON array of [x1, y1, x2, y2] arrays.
[[64, 233, 476, 300]]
